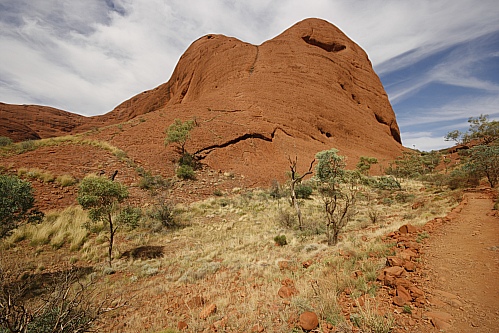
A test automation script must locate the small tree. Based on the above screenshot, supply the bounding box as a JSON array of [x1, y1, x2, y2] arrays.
[[165, 119, 196, 156], [77, 176, 128, 267], [0, 175, 35, 238], [445, 114, 499, 144], [315, 149, 359, 246], [465, 145, 499, 187], [288, 156, 315, 230], [356, 156, 378, 176]]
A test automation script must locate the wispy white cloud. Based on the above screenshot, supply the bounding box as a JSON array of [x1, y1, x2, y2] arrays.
[[397, 95, 499, 127], [401, 131, 451, 151], [0, 0, 498, 127]]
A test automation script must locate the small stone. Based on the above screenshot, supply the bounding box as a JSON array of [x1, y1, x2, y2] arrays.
[[404, 261, 416, 272], [384, 266, 405, 277], [278, 286, 298, 298], [409, 286, 424, 298], [399, 224, 417, 234], [177, 321, 188, 330], [396, 285, 412, 303], [386, 256, 405, 267], [299, 311, 319, 331]]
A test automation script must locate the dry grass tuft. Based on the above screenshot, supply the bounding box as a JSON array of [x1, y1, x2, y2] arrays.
[[7, 206, 89, 250]]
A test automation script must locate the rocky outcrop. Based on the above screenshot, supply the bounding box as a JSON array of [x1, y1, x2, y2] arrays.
[[0, 103, 86, 142], [0, 18, 404, 184]]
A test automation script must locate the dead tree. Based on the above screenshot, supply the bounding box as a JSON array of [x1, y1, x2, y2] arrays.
[[288, 156, 315, 230]]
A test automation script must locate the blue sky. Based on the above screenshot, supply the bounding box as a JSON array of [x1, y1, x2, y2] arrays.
[[1, 0, 498, 151]]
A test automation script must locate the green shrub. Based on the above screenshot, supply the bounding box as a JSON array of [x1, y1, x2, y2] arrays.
[[0, 174, 35, 237], [274, 234, 287, 246], [148, 202, 178, 229], [447, 167, 480, 190], [295, 183, 313, 199], [19, 140, 36, 152], [116, 206, 142, 229], [395, 192, 415, 203], [176, 165, 195, 180], [375, 176, 401, 190], [0, 136, 13, 146], [138, 170, 170, 190], [179, 152, 197, 168]]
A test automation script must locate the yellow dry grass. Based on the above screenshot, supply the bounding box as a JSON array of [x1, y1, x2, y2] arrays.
[[1, 178, 459, 332]]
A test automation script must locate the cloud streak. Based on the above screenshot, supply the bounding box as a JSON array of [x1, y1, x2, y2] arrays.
[[0, 0, 498, 150]]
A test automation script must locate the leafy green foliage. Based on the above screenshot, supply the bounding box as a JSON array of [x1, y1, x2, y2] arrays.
[[0, 137, 13, 147], [464, 144, 499, 187], [77, 177, 128, 222], [116, 206, 142, 229], [176, 165, 195, 180], [138, 168, 170, 191], [356, 156, 378, 176], [295, 183, 313, 199], [0, 174, 35, 238], [164, 119, 196, 155], [315, 149, 359, 246], [374, 176, 401, 190], [386, 151, 440, 180], [273, 234, 287, 246], [446, 167, 480, 190], [77, 176, 128, 266], [445, 114, 499, 144], [148, 202, 178, 229]]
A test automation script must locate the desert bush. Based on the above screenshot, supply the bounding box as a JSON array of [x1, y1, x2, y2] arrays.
[[56, 174, 77, 187], [176, 165, 195, 180], [295, 183, 313, 199], [269, 179, 282, 199], [276, 208, 296, 228], [0, 174, 36, 238], [18, 140, 36, 152], [464, 144, 499, 187], [0, 136, 13, 147], [116, 206, 142, 229], [0, 266, 115, 333], [395, 192, 415, 203], [356, 156, 378, 176], [148, 202, 178, 229], [273, 234, 287, 246], [315, 149, 359, 245], [138, 169, 170, 191], [178, 152, 197, 168], [447, 167, 480, 190], [374, 176, 401, 190], [367, 207, 381, 224]]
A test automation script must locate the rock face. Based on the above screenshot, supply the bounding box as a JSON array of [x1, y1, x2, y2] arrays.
[[0, 18, 404, 184], [0, 103, 86, 142]]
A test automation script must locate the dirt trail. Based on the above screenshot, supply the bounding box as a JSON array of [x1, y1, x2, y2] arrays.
[[421, 190, 499, 332]]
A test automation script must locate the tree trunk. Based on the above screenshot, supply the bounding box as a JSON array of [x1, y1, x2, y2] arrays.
[[290, 180, 303, 230], [108, 212, 114, 267]]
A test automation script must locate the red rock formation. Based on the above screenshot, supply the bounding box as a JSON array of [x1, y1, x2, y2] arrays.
[[0, 103, 86, 141], [0, 18, 404, 185]]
